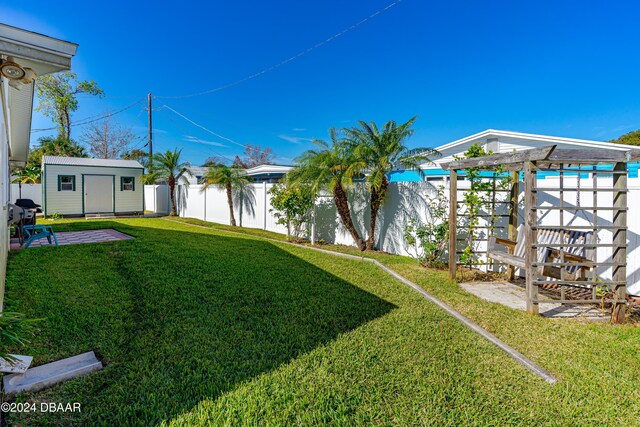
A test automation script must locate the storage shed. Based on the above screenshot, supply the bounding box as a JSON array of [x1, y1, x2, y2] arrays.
[[42, 156, 144, 217]]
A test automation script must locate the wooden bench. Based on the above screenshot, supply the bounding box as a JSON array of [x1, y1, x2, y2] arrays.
[[487, 225, 596, 282]]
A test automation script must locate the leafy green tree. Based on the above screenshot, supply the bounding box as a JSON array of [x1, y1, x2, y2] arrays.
[[35, 71, 104, 140], [345, 117, 439, 250], [610, 129, 640, 146], [151, 149, 191, 216], [27, 136, 87, 168], [289, 128, 366, 250], [269, 177, 316, 241], [12, 166, 41, 184], [122, 149, 150, 170], [201, 165, 250, 226]]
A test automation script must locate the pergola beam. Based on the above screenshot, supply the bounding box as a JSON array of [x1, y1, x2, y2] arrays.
[[547, 149, 636, 164], [441, 146, 640, 171], [440, 146, 556, 171]]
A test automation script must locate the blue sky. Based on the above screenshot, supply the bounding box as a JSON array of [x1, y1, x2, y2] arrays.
[[3, 0, 640, 165]]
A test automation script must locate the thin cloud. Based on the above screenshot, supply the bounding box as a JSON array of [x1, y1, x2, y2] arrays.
[[184, 135, 226, 147], [292, 128, 307, 132], [134, 126, 168, 135], [278, 134, 313, 144], [594, 124, 635, 139]]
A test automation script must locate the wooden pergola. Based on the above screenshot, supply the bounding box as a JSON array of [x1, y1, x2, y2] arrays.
[[441, 145, 640, 323]]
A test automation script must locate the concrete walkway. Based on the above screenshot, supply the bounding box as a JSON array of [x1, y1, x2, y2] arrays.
[[460, 281, 608, 320]]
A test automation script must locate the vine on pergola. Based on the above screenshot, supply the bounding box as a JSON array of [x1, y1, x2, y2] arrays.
[[455, 144, 515, 273]]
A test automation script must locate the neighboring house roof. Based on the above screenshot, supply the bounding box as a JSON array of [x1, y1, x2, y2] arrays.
[[1, 24, 78, 167], [245, 164, 292, 175], [187, 166, 208, 176], [42, 156, 144, 169], [422, 129, 639, 169]]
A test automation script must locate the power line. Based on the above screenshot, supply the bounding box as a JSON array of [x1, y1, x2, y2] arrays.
[[127, 106, 147, 132], [31, 98, 145, 133], [155, 0, 405, 99], [157, 107, 236, 163], [160, 105, 248, 149]]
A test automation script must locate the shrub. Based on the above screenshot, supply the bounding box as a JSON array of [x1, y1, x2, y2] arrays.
[[269, 179, 316, 242], [404, 186, 449, 268], [0, 312, 38, 362]]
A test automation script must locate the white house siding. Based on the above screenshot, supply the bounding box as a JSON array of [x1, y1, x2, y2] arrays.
[[43, 164, 143, 216], [0, 86, 8, 307]]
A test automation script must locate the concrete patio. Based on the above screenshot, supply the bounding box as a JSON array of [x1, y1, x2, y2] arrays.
[[460, 281, 608, 320], [10, 229, 133, 250]]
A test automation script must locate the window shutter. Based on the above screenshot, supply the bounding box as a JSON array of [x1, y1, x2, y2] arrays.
[[72, 176, 76, 191], [120, 177, 124, 191], [58, 176, 61, 191], [132, 177, 135, 191]]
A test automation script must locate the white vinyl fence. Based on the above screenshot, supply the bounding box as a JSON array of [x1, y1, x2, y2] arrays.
[[10, 183, 42, 205], [166, 182, 436, 253], [144, 185, 171, 214], [144, 178, 640, 295]]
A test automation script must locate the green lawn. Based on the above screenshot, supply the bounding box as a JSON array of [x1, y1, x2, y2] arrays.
[[4, 218, 640, 426]]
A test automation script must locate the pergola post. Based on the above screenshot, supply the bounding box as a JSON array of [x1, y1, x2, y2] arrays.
[[449, 169, 458, 280], [611, 162, 627, 323], [506, 171, 519, 280], [524, 161, 538, 315]]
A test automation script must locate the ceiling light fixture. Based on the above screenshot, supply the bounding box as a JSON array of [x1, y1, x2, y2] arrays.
[[0, 60, 26, 80]]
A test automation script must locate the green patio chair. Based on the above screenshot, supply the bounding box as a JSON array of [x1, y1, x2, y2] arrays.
[[21, 225, 59, 249]]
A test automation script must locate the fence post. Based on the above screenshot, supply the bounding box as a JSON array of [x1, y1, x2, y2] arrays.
[[448, 170, 458, 280], [263, 182, 268, 230], [311, 204, 316, 245], [611, 162, 627, 323], [524, 161, 538, 315]]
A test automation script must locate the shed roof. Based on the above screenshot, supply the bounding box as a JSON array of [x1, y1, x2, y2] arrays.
[[42, 156, 144, 169]]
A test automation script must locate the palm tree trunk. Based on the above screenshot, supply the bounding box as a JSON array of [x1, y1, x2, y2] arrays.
[[168, 176, 177, 216], [226, 183, 236, 226], [333, 182, 365, 251], [366, 177, 389, 250]]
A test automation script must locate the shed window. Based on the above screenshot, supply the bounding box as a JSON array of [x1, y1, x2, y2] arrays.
[[121, 176, 135, 191], [58, 175, 75, 191]]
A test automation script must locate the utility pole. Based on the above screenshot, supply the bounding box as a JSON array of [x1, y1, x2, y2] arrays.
[[147, 93, 153, 173]]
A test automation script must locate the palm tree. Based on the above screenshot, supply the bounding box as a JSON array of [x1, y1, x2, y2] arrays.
[[201, 165, 250, 226], [152, 149, 191, 216], [289, 128, 367, 250], [12, 166, 41, 184], [345, 117, 440, 250]]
